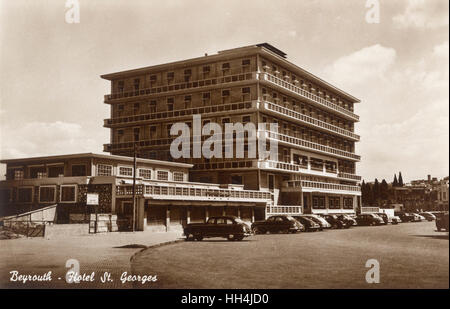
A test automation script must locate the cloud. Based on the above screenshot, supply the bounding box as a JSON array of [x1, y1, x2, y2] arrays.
[[393, 0, 449, 29], [0, 121, 104, 159], [432, 41, 449, 58], [322, 44, 397, 89]]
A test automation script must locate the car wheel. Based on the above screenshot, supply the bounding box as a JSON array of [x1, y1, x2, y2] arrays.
[[195, 234, 203, 241], [235, 236, 244, 241], [185, 233, 194, 241], [252, 227, 260, 234], [227, 234, 235, 241]]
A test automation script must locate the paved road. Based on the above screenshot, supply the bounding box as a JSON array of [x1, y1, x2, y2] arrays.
[[132, 221, 449, 289]]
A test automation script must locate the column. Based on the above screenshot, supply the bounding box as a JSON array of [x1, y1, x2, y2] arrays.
[[166, 206, 170, 232], [222, 207, 226, 216], [251, 207, 255, 223], [186, 207, 191, 225], [205, 207, 209, 223], [237, 207, 241, 219], [136, 197, 145, 231]]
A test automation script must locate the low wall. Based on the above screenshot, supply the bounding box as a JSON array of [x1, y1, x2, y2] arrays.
[[44, 223, 89, 239]]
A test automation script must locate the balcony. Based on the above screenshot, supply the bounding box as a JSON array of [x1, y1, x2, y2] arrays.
[[104, 137, 174, 152], [261, 101, 359, 141], [283, 180, 361, 194], [261, 130, 361, 161], [266, 205, 303, 216], [259, 72, 359, 121], [116, 183, 272, 202], [104, 101, 257, 128], [337, 172, 362, 181], [104, 72, 257, 102]]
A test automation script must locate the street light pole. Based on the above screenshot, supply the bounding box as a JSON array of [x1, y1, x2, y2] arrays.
[[132, 142, 137, 232]]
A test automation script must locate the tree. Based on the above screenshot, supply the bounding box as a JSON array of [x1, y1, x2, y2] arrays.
[[393, 174, 398, 187], [398, 172, 404, 187], [373, 178, 380, 205], [380, 179, 389, 201]]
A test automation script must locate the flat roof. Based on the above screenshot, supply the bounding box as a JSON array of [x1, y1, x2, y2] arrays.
[[100, 43, 360, 103], [0, 152, 193, 168]]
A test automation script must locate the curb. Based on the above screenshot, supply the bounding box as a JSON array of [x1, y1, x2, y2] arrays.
[[129, 238, 185, 263]]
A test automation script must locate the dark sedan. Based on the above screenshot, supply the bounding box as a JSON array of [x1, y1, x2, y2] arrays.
[[251, 215, 304, 234], [183, 216, 252, 241], [293, 216, 321, 232], [336, 214, 357, 227], [436, 212, 449, 232], [321, 214, 347, 229], [395, 212, 415, 222], [355, 214, 384, 226]]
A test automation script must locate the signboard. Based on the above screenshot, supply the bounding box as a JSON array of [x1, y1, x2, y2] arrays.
[[86, 193, 99, 205]]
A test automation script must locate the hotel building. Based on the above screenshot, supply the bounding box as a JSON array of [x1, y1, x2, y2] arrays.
[[101, 43, 362, 217]]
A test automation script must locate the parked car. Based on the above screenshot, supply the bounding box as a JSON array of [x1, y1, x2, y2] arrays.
[[183, 216, 252, 241], [355, 214, 384, 226], [412, 213, 425, 222], [376, 213, 391, 225], [293, 216, 321, 232], [321, 214, 347, 229], [337, 214, 357, 227], [395, 212, 415, 222], [303, 214, 332, 230], [419, 212, 436, 221], [435, 212, 449, 232], [391, 215, 402, 224], [251, 215, 304, 234]]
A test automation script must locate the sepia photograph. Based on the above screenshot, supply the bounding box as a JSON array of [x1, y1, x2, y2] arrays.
[[0, 0, 448, 299]]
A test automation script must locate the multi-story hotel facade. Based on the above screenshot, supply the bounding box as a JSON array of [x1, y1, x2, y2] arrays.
[[101, 43, 362, 217]]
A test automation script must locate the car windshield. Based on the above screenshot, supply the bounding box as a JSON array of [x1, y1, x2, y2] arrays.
[[234, 218, 245, 224], [286, 216, 295, 221]]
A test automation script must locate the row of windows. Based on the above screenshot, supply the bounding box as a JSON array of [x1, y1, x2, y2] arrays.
[[312, 196, 354, 209], [97, 164, 185, 182], [114, 59, 254, 92], [260, 57, 354, 112], [0, 185, 77, 204], [6, 165, 87, 180]]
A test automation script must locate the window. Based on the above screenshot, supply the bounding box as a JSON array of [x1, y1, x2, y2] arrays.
[[167, 98, 174, 111], [97, 164, 112, 176], [202, 92, 210, 105], [139, 169, 152, 180], [329, 197, 340, 209], [312, 196, 326, 209], [60, 185, 77, 203], [343, 198, 354, 209], [150, 75, 157, 83], [167, 72, 174, 80], [133, 79, 140, 91], [118, 166, 133, 177], [184, 95, 191, 109], [242, 87, 250, 94], [17, 187, 33, 203], [242, 115, 251, 123], [149, 100, 157, 113], [222, 63, 230, 70], [149, 126, 157, 139], [133, 128, 140, 141], [173, 172, 184, 182], [118, 81, 124, 92], [39, 186, 56, 203], [71, 164, 86, 176], [202, 66, 210, 73], [30, 166, 46, 179], [231, 175, 243, 185], [242, 59, 250, 66], [222, 90, 230, 97], [118, 104, 124, 112], [133, 103, 140, 114], [157, 170, 169, 181], [13, 169, 24, 180], [48, 165, 64, 178]]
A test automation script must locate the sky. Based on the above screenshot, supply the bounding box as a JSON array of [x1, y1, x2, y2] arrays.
[[0, 0, 448, 183]]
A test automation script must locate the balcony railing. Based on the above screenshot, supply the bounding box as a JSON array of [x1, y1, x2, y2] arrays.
[[262, 130, 361, 161], [116, 184, 272, 201], [104, 101, 257, 127], [104, 72, 256, 101], [259, 72, 359, 121], [283, 180, 361, 193], [262, 101, 359, 140], [338, 172, 362, 181], [104, 138, 174, 152], [266, 205, 303, 215]]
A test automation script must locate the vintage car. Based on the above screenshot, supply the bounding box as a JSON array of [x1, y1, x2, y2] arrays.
[[336, 214, 357, 227], [391, 215, 402, 224], [376, 213, 391, 225], [395, 212, 415, 222], [419, 212, 436, 221], [355, 214, 384, 226], [183, 216, 252, 241], [302, 214, 332, 229], [251, 215, 304, 234], [412, 213, 425, 222], [435, 212, 449, 232], [293, 216, 321, 232], [321, 214, 348, 229]]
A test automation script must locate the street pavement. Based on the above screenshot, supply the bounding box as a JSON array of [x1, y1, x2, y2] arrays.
[[0, 230, 183, 288], [132, 221, 449, 289]]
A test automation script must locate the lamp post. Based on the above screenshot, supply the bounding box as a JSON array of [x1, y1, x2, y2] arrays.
[[132, 142, 138, 232]]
